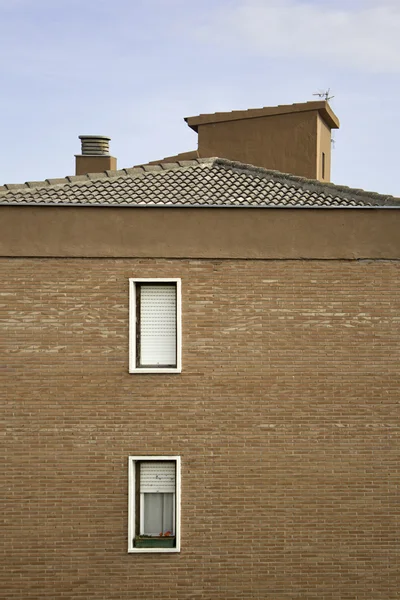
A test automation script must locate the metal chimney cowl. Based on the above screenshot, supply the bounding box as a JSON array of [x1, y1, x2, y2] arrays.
[[75, 135, 117, 175], [79, 135, 111, 156]]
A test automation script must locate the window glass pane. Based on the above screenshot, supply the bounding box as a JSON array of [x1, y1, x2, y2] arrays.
[[143, 493, 163, 535], [162, 493, 174, 534], [143, 493, 174, 536]]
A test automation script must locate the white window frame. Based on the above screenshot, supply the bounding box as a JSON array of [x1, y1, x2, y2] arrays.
[[129, 278, 182, 374], [128, 456, 181, 554]]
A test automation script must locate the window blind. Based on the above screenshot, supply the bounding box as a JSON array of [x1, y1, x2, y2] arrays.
[[139, 285, 177, 367], [140, 462, 176, 493]]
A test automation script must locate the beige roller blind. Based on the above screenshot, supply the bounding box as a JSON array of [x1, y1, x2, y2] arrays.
[[140, 462, 176, 493], [139, 285, 177, 366]]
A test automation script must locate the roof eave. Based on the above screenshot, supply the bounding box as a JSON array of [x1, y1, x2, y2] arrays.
[[185, 101, 340, 132]]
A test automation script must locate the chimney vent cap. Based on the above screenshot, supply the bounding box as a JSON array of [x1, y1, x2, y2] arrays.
[[79, 135, 111, 156]]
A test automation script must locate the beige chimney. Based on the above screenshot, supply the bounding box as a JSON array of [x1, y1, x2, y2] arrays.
[[75, 135, 117, 176], [184, 101, 340, 182]]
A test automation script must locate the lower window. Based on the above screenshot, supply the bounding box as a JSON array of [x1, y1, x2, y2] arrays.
[[128, 456, 181, 553]]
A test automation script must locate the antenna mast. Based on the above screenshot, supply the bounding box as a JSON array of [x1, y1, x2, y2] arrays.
[[313, 88, 334, 102]]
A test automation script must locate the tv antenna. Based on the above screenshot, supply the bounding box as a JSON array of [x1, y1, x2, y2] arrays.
[[313, 88, 334, 102]]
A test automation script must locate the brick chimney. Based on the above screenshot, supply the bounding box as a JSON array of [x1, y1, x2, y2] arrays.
[[184, 101, 340, 182], [75, 135, 117, 176]]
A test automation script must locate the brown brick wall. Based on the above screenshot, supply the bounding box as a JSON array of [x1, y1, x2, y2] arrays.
[[2, 258, 399, 599]]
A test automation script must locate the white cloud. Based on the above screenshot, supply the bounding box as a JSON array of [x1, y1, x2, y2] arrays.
[[197, 0, 400, 73]]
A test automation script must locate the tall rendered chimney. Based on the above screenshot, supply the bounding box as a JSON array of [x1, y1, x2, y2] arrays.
[[184, 101, 340, 182], [75, 135, 117, 175]]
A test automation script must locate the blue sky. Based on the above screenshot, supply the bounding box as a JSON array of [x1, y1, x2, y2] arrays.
[[1, 0, 399, 195]]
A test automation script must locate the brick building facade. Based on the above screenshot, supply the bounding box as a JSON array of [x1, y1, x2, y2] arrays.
[[1, 102, 400, 599]]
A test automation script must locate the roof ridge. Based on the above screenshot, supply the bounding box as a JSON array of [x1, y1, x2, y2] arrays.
[[189, 100, 325, 119]]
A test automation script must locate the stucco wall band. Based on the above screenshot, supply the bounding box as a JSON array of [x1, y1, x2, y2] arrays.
[[1, 206, 399, 259]]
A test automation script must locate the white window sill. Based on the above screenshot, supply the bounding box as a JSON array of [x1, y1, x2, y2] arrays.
[[129, 367, 182, 374], [128, 547, 180, 554]]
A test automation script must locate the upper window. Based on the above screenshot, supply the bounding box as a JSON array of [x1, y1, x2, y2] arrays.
[[128, 456, 181, 553], [129, 279, 181, 373]]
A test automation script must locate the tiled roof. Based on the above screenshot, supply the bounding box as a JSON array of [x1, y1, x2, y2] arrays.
[[185, 100, 340, 131], [0, 158, 399, 208]]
